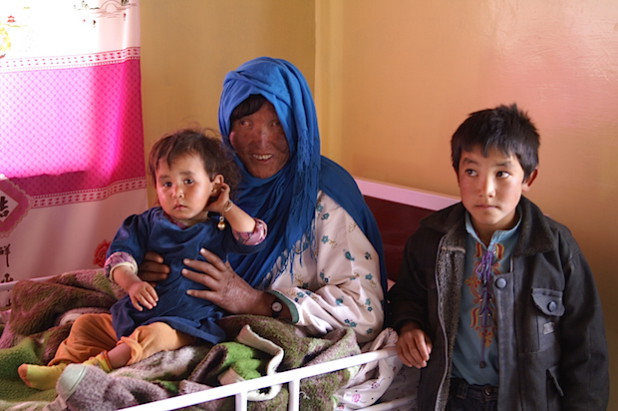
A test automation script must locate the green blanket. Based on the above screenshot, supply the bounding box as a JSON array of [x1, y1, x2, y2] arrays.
[[0, 269, 123, 410], [0, 269, 122, 360], [0, 337, 57, 404], [0, 271, 361, 411]]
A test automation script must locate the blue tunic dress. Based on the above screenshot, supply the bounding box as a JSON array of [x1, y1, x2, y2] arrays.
[[107, 207, 264, 344]]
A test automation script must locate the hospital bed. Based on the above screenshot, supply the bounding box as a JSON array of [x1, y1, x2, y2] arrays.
[[0, 178, 458, 410]]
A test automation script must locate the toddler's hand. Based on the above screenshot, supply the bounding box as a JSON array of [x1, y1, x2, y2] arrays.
[[206, 183, 231, 213], [127, 281, 158, 311]]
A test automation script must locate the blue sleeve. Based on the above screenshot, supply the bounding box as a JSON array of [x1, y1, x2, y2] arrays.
[[106, 209, 154, 266]]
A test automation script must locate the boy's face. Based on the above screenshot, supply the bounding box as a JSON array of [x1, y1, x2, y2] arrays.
[[457, 146, 537, 243]]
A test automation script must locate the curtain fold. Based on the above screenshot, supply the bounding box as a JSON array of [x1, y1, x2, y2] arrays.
[[0, 1, 147, 307]]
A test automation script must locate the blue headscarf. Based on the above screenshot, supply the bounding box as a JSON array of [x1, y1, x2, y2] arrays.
[[218, 57, 386, 295]]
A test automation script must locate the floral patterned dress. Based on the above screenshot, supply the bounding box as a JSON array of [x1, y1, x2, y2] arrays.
[[267, 191, 384, 344]]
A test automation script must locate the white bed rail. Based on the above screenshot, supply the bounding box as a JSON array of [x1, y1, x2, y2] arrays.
[[121, 346, 413, 411], [1, 275, 415, 410]]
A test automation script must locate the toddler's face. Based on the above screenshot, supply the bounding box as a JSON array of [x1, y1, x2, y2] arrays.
[[457, 146, 536, 243], [155, 154, 217, 226]]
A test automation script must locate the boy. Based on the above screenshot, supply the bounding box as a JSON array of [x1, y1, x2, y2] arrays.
[[387, 104, 608, 410]]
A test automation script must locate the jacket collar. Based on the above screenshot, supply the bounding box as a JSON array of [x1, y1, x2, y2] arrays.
[[422, 196, 554, 256]]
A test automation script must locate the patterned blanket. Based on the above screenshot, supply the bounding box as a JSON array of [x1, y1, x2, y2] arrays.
[[0, 269, 123, 362], [0, 270, 378, 411]]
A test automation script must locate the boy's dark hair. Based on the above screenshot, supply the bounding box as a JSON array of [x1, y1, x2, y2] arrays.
[[451, 104, 540, 179], [229, 94, 268, 125], [149, 128, 240, 195]]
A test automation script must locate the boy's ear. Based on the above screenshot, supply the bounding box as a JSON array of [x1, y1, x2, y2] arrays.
[[522, 169, 538, 191]]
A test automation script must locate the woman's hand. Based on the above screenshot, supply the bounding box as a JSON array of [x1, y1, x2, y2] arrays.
[[182, 248, 270, 315], [138, 251, 171, 284]]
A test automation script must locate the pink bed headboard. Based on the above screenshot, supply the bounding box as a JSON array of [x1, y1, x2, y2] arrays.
[[355, 178, 458, 282]]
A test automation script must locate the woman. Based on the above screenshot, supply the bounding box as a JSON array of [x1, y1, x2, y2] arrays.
[[143, 57, 386, 343]]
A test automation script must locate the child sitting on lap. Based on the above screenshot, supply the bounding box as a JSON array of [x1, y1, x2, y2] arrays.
[[19, 128, 267, 390]]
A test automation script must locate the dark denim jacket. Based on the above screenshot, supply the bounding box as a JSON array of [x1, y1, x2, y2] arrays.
[[388, 196, 608, 410]]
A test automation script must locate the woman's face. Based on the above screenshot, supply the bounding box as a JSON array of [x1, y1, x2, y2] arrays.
[[230, 102, 290, 179]]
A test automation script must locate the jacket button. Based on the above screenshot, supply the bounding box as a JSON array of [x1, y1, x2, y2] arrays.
[[495, 278, 507, 289], [547, 301, 557, 312]]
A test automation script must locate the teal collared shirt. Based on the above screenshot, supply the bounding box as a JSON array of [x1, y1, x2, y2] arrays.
[[451, 210, 521, 386]]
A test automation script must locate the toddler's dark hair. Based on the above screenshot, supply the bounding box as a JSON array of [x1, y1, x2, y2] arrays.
[[149, 128, 240, 195], [451, 104, 540, 179]]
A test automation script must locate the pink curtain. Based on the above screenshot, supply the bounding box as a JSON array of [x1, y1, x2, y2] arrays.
[[0, 1, 147, 306]]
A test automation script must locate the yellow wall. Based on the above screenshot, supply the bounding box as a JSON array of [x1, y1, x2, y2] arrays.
[[140, 0, 315, 204], [142, 1, 618, 407], [316, 2, 618, 406]]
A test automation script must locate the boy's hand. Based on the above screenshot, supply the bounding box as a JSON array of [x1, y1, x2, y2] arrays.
[[127, 281, 158, 311], [396, 322, 433, 368]]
